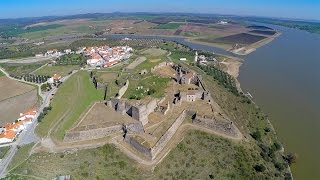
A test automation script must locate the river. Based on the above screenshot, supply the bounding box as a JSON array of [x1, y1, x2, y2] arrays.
[[239, 24, 320, 180], [102, 28, 320, 179]]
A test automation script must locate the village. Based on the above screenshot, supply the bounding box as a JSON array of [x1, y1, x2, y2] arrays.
[[0, 109, 37, 144], [36, 44, 133, 69], [0, 43, 134, 146]]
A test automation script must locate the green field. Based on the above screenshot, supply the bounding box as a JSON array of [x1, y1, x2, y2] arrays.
[[0, 146, 10, 159], [0, 62, 47, 76], [35, 65, 80, 77], [0, 70, 4, 76], [170, 50, 195, 62], [155, 130, 275, 179], [19, 21, 110, 40], [0, 24, 65, 38], [8, 144, 34, 171], [155, 23, 184, 29], [7, 144, 146, 179], [123, 75, 170, 100], [35, 71, 104, 140]]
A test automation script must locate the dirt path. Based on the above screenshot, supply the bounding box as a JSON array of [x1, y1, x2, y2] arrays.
[[126, 56, 146, 69]]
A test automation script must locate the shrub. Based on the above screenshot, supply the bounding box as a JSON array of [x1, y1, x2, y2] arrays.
[[250, 130, 262, 141], [254, 164, 266, 172], [284, 153, 298, 165]]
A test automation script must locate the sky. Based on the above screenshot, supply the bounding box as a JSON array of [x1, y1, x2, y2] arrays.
[[0, 0, 320, 20]]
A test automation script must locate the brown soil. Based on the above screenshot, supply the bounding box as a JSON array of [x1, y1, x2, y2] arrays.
[[0, 90, 38, 125], [0, 77, 35, 101], [72, 102, 136, 130]]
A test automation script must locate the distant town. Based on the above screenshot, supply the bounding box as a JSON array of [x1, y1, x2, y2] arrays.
[[36, 45, 133, 69]]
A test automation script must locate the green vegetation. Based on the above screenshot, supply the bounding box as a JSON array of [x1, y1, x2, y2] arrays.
[[56, 54, 87, 66], [0, 70, 4, 76], [35, 71, 104, 140], [155, 23, 184, 29], [0, 24, 65, 38], [0, 44, 35, 59], [0, 62, 47, 76], [250, 18, 320, 34], [208, 24, 226, 29], [198, 64, 239, 95], [154, 130, 282, 179], [8, 144, 146, 179], [95, 72, 120, 98], [170, 50, 194, 62], [8, 144, 34, 171], [35, 65, 79, 77], [0, 146, 10, 159], [124, 75, 170, 100], [183, 31, 201, 37]]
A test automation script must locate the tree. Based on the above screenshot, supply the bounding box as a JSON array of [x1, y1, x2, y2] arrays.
[[250, 130, 262, 141], [284, 153, 298, 165], [254, 164, 266, 172]]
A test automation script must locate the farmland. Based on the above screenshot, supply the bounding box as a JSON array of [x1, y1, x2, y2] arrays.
[[249, 30, 277, 36], [35, 65, 80, 77], [206, 33, 267, 45], [0, 62, 47, 76], [35, 71, 104, 140], [155, 23, 184, 29], [0, 76, 38, 124]]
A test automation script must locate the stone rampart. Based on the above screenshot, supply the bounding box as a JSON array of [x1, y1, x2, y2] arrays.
[[192, 115, 239, 138], [124, 135, 152, 159], [117, 80, 129, 99], [64, 125, 123, 142], [151, 110, 187, 159]]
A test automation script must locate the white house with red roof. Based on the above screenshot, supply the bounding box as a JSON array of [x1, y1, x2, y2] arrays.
[[48, 74, 62, 84], [0, 130, 17, 144]]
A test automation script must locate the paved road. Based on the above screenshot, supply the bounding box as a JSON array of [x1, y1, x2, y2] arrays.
[[0, 69, 77, 178], [0, 56, 53, 64]]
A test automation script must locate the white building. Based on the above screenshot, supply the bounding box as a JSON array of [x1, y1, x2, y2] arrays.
[[0, 130, 16, 144]]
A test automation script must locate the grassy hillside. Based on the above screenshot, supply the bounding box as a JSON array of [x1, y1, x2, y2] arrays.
[[35, 70, 104, 140]]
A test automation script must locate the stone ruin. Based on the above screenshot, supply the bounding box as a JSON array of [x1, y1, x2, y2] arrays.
[[107, 98, 159, 126]]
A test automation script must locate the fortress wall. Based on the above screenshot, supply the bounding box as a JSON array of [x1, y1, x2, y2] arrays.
[[192, 115, 239, 138], [117, 80, 129, 99], [64, 125, 123, 142], [124, 135, 152, 159], [146, 99, 158, 114], [127, 123, 145, 133], [151, 110, 187, 159]]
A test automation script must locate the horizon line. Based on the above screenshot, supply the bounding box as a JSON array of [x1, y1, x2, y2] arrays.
[[0, 11, 319, 23]]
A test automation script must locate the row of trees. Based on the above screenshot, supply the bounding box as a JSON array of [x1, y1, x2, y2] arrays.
[[11, 74, 50, 84], [198, 64, 239, 96], [70, 38, 165, 49]]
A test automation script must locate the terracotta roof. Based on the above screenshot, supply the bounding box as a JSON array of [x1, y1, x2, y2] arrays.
[[187, 91, 196, 95], [24, 118, 32, 123], [52, 74, 62, 79], [0, 130, 16, 140]]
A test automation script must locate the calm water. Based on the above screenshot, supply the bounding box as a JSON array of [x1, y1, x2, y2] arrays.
[[239, 24, 320, 180], [103, 29, 320, 179]]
